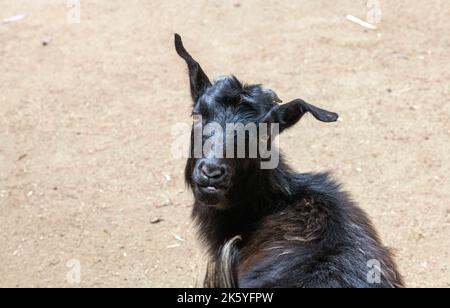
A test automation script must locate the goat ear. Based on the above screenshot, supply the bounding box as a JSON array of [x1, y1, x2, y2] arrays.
[[266, 99, 338, 132], [175, 34, 212, 102]]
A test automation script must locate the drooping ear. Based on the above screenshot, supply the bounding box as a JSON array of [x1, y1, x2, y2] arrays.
[[174, 33, 212, 102], [265, 99, 338, 132]]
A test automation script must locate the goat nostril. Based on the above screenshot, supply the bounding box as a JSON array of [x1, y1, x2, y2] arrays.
[[200, 165, 208, 178], [220, 166, 226, 176], [201, 164, 225, 179]]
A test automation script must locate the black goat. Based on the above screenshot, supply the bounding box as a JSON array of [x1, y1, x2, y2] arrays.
[[175, 34, 404, 288]]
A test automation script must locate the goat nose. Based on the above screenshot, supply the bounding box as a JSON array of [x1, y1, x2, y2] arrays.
[[201, 163, 225, 180]]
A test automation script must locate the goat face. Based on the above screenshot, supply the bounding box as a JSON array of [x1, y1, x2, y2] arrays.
[[175, 34, 339, 208], [187, 75, 279, 207]]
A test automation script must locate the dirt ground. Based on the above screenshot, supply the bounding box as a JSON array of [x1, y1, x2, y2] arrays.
[[0, 0, 449, 288]]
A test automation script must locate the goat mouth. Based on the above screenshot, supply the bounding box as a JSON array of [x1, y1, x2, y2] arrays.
[[198, 185, 225, 194], [204, 186, 219, 192], [195, 184, 227, 206]]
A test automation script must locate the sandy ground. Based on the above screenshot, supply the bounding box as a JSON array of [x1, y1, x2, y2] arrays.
[[0, 0, 449, 288]]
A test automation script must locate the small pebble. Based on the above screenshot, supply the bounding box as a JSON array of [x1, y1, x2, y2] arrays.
[[42, 37, 52, 46], [161, 197, 171, 207], [18, 154, 28, 161], [3, 14, 27, 24], [167, 244, 180, 249], [150, 218, 163, 224], [173, 235, 185, 242]]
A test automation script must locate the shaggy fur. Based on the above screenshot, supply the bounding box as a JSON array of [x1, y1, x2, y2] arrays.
[[175, 34, 404, 288]]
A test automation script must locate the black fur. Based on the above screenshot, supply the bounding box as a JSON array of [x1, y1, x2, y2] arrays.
[[175, 34, 404, 288]]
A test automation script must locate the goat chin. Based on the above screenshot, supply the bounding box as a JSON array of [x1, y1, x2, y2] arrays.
[[204, 236, 242, 288], [205, 201, 227, 210]]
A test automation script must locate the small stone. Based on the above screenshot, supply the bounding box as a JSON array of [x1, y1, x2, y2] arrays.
[[150, 218, 163, 224], [3, 14, 27, 24], [42, 37, 52, 46], [173, 235, 185, 242], [161, 197, 171, 207], [167, 244, 180, 249], [18, 154, 28, 161]]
